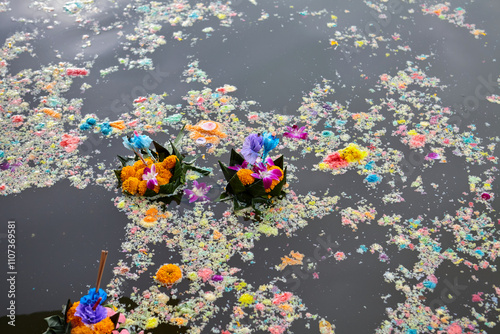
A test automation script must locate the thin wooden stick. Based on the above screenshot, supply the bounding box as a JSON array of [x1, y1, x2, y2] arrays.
[[95, 250, 108, 293]]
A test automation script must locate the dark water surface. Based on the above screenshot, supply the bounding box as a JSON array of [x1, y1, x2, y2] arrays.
[[1, 1, 500, 334]]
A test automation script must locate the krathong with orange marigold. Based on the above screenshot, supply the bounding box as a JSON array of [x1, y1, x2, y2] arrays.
[[218, 132, 287, 212], [114, 127, 209, 201], [154, 263, 183, 287]]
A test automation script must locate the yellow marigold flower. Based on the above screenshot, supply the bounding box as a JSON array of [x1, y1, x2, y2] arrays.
[[144, 317, 159, 329], [66, 302, 83, 328], [138, 180, 148, 195], [339, 144, 367, 163], [120, 166, 136, 182], [71, 325, 93, 334], [237, 168, 255, 185], [93, 317, 115, 334], [122, 177, 140, 195], [239, 293, 254, 306], [162, 155, 178, 170], [155, 264, 182, 286]]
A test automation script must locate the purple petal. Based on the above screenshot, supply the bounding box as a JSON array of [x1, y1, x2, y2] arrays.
[[262, 177, 273, 189], [188, 194, 199, 203], [251, 173, 260, 179], [143, 166, 151, 174], [147, 179, 157, 190], [269, 168, 283, 179]]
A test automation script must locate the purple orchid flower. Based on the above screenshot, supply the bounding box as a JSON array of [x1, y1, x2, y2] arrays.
[[143, 164, 158, 190], [211, 275, 224, 282], [228, 161, 249, 171], [0, 161, 21, 172], [241, 133, 263, 165], [185, 180, 212, 203], [251, 164, 282, 189], [426, 152, 440, 160], [283, 125, 308, 140]]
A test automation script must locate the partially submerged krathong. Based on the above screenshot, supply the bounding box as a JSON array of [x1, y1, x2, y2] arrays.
[[114, 127, 209, 202], [42, 251, 136, 334], [218, 132, 287, 211]]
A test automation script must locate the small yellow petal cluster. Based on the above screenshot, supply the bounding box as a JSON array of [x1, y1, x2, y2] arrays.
[[238, 293, 254, 306], [339, 144, 367, 163], [155, 264, 182, 286], [144, 317, 159, 329], [237, 168, 255, 185]]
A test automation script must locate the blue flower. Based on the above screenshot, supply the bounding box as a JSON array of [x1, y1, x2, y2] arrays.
[[123, 131, 153, 151], [132, 131, 152, 149], [241, 133, 263, 164], [261, 132, 279, 160], [80, 288, 107, 306], [364, 161, 375, 170], [365, 174, 381, 183], [423, 281, 436, 289], [100, 122, 112, 135]]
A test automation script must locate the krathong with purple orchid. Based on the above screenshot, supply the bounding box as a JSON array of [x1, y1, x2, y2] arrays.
[[218, 132, 287, 211], [114, 127, 210, 202]]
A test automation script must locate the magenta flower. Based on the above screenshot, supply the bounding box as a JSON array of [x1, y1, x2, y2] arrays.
[[283, 125, 308, 140], [185, 180, 212, 203], [228, 161, 249, 171], [251, 166, 282, 189], [426, 152, 440, 160], [481, 192, 491, 200], [211, 275, 224, 282], [142, 164, 158, 190]]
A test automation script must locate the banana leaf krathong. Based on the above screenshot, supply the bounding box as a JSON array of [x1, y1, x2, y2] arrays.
[[218, 149, 287, 212]]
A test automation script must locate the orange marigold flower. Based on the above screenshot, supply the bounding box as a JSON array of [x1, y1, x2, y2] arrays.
[[93, 317, 115, 334], [155, 264, 182, 286], [133, 158, 153, 170], [158, 169, 173, 183], [157, 177, 168, 186], [122, 177, 140, 195], [162, 155, 178, 170], [71, 325, 94, 334], [66, 302, 83, 327], [134, 167, 145, 180], [120, 166, 136, 182], [237, 169, 255, 186], [145, 207, 158, 216], [138, 180, 148, 196]]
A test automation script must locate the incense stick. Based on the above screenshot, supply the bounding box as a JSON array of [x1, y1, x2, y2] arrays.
[[95, 250, 108, 293]]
